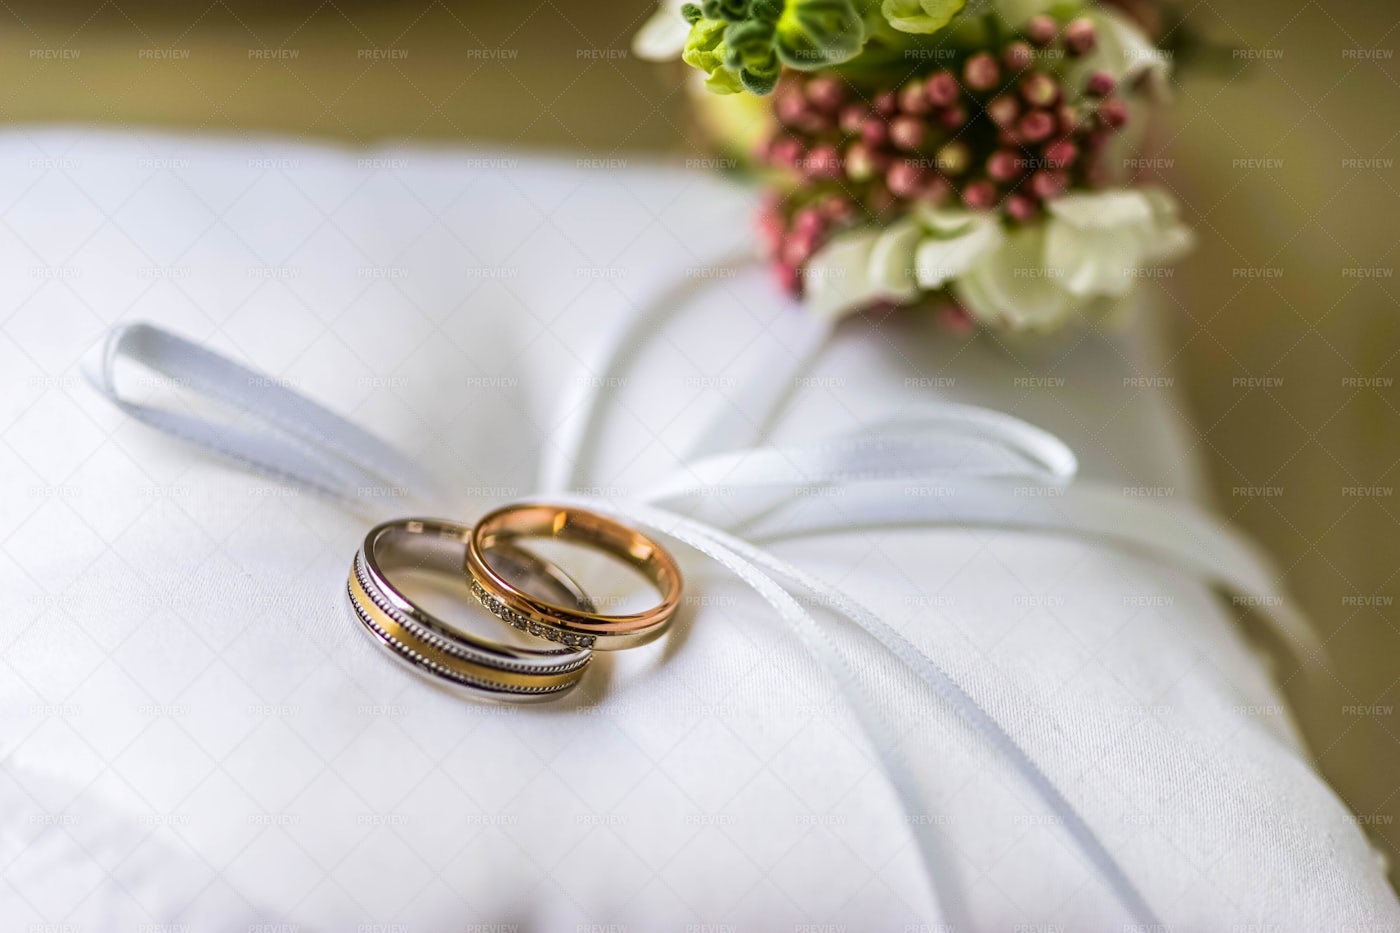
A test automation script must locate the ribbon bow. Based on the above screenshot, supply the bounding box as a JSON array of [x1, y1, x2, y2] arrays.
[[87, 299, 1316, 930]]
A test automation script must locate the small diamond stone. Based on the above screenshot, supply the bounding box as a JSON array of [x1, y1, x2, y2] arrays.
[[562, 634, 577, 646]]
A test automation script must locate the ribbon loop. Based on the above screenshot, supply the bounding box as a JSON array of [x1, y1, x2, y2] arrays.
[[85, 323, 445, 508]]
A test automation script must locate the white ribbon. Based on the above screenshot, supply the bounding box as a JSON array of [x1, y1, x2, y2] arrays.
[[85, 323, 446, 512], [86, 303, 1319, 931]]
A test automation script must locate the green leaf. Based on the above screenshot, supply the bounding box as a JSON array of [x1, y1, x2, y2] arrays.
[[739, 67, 778, 94], [880, 0, 966, 34], [774, 0, 867, 69]]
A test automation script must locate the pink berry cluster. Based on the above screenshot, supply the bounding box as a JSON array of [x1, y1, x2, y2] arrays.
[[756, 14, 1130, 297]]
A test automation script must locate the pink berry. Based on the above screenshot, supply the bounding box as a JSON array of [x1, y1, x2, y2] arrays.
[[987, 149, 1022, 182], [805, 144, 843, 179], [861, 118, 889, 147], [1017, 110, 1055, 143], [875, 90, 898, 115], [964, 52, 1000, 92], [781, 235, 811, 268], [936, 141, 971, 175], [839, 104, 868, 134], [962, 180, 998, 210], [920, 175, 952, 204], [1064, 17, 1097, 55], [844, 142, 877, 181], [1086, 70, 1116, 97], [770, 136, 804, 168], [773, 261, 802, 296], [840, 141, 884, 179], [1003, 41, 1034, 72], [806, 75, 846, 111], [793, 206, 825, 236], [757, 214, 784, 256], [890, 115, 927, 151], [987, 94, 1020, 127], [899, 81, 932, 115], [1056, 104, 1081, 134], [1097, 98, 1130, 129], [1020, 71, 1060, 108], [1044, 139, 1077, 169], [887, 160, 925, 198], [776, 90, 808, 127], [938, 105, 968, 130], [1025, 14, 1058, 48], [1030, 170, 1068, 200], [1005, 193, 1037, 221], [925, 70, 960, 107], [940, 302, 976, 334]]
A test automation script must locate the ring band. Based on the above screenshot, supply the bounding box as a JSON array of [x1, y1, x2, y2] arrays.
[[347, 518, 593, 702], [465, 503, 683, 651]]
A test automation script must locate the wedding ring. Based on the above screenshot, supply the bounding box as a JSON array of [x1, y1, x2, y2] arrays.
[[465, 503, 683, 650], [347, 518, 593, 702]]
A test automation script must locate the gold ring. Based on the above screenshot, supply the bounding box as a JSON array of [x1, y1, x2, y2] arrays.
[[348, 518, 593, 702], [465, 503, 683, 650]]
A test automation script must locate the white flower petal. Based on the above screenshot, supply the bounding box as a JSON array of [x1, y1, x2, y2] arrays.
[[1045, 187, 1193, 298], [1047, 189, 1154, 230], [914, 204, 982, 236], [1140, 185, 1180, 220], [1047, 223, 1139, 297], [868, 219, 923, 294], [1144, 223, 1195, 265], [804, 230, 887, 322], [633, 3, 691, 61], [954, 226, 1073, 330], [914, 218, 1004, 288]]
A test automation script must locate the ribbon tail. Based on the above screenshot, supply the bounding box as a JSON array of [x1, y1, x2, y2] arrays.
[[554, 494, 1163, 932], [552, 494, 967, 929], [741, 482, 1322, 668]]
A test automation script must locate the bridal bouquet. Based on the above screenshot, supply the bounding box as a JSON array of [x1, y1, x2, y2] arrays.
[[635, 0, 1195, 330]]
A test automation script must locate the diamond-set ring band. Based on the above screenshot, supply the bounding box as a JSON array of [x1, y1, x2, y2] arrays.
[[346, 518, 594, 702], [465, 503, 683, 652]]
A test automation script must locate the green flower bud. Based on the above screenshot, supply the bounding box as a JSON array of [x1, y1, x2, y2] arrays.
[[879, 0, 966, 35], [774, 0, 866, 70], [724, 17, 778, 73], [702, 0, 751, 22], [681, 17, 729, 76], [678, 0, 869, 96], [740, 68, 779, 94]]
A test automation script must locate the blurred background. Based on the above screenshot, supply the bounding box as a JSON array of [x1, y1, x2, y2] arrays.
[[0, 0, 1395, 885]]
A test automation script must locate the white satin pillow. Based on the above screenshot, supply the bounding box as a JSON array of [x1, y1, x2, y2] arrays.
[[0, 129, 1393, 930]]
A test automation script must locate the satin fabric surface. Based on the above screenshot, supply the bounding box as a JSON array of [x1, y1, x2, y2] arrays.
[[0, 129, 1394, 930]]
